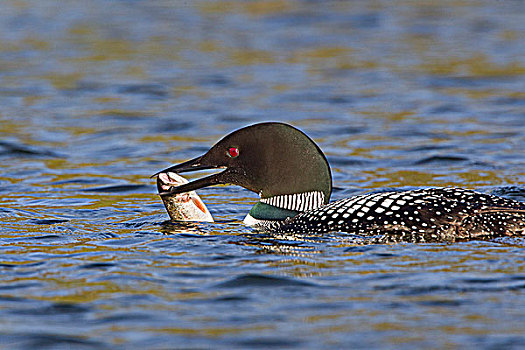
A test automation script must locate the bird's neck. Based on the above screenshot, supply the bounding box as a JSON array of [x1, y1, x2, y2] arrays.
[[260, 191, 326, 212], [244, 191, 326, 225]]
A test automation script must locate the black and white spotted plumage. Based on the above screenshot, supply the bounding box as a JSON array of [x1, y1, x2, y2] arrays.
[[259, 188, 525, 243]]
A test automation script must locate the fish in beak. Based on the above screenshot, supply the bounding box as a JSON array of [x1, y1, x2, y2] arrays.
[[152, 154, 245, 197], [156, 171, 213, 222]]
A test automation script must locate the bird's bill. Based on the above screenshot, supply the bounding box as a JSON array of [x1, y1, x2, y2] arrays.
[[152, 155, 227, 196]]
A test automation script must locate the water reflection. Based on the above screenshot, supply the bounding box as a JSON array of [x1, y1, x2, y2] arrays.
[[1, 0, 524, 348]]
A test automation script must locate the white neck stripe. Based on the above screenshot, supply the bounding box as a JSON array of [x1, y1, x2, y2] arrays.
[[260, 191, 325, 212]]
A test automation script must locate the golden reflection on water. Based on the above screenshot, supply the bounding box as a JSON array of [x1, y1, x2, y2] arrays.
[[358, 168, 514, 188], [42, 72, 85, 91], [416, 54, 525, 77], [146, 324, 274, 337], [0, 0, 524, 347], [200, 0, 294, 17]]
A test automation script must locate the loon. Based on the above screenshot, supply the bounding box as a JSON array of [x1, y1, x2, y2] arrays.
[[154, 122, 525, 243]]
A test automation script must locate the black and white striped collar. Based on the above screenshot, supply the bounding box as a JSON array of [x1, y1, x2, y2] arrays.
[[260, 191, 325, 212]]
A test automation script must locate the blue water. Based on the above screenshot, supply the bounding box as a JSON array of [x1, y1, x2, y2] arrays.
[[1, 1, 525, 348]]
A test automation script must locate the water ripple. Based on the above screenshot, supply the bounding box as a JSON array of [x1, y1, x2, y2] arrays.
[[0, 0, 524, 349]]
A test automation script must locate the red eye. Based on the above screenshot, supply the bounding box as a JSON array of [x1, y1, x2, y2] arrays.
[[227, 147, 239, 158]]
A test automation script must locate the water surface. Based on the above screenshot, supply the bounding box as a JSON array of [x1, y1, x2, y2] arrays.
[[1, 1, 525, 348]]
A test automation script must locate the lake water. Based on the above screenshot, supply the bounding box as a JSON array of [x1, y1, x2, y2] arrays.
[[1, 1, 524, 348]]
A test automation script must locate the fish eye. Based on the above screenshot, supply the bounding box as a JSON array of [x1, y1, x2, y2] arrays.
[[227, 147, 240, 158]]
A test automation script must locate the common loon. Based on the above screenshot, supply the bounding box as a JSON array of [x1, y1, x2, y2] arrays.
[[154, 122, 525, 243]]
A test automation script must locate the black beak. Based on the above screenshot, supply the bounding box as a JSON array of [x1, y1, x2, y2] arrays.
[[152, 155, 228, 196]]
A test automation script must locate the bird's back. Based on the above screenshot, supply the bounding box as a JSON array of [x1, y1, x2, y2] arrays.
[[273, 188, 525, 243]]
